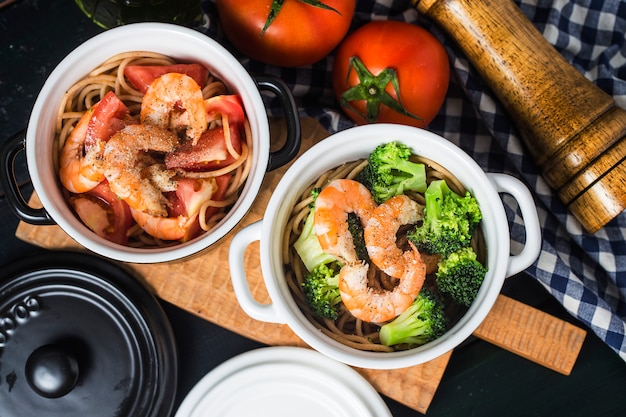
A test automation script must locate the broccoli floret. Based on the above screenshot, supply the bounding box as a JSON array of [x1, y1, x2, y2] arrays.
[[359, 141, 427, 204], [310, 187, 320, 202], [408, 179, 482, 257], [302, 263, 342, 320], [294, 189, 337, 272], [379, 288, 448, 347], [436, 247, 487, 307]]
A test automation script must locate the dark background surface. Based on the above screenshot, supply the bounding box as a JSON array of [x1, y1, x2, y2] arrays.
[[1, 1, 625, 416]]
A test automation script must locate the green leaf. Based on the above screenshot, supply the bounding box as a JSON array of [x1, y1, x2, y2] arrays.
[[262, 0, 341, 36], [299, 0, 340, 13], [339, 56, 423, 123]]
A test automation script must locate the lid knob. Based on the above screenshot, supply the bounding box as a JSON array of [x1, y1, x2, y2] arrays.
[[25, 344, 80, 398]]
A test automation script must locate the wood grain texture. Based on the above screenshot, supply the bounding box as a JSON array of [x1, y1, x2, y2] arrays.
[[473, 295, 586, 375], [412, 0, 626, 233], [14, 117, 585, 410]]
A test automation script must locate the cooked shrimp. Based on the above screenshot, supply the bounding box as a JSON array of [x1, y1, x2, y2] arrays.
[[103, 124, 179, 217], [59, 109, 106, 193], [364, 194, 424, 278], [140, 73, 207, 143], [313, 179, 377, 264], [338, 259, 424, 323], [130, 176, 218, 241], [339, 194, 426, 323], [131, 209, 195, 242]]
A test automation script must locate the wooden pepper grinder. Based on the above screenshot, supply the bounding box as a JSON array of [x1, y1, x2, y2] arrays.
[[413, 0, 626, 233]]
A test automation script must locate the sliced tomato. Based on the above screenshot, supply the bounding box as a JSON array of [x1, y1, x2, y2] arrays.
[[70, 181, 133, 244], [85, 91, 132, 149], [168, 177, 217, 218], [203, 173, 232, 221], [164, 125, 243, 171], [204, 95, 245, 126], [165, 174, 232, 242], [168, 175, 231, 217], [124, 63, 209, 94]]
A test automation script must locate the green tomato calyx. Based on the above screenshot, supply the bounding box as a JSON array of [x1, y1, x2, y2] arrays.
[[339, 56, 422, 123], [262, 0, 341, 36]]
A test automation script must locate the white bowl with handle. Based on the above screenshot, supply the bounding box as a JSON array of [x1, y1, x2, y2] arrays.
[[0, 22, 300, 263], [229, 123, 541, 369]]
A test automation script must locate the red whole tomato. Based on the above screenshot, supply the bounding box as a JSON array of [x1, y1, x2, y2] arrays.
[[333, 20, 450, 128], [216, 0, 356, 67]]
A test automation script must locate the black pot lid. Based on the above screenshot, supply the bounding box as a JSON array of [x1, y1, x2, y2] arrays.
[[0, 250, 177, 417]]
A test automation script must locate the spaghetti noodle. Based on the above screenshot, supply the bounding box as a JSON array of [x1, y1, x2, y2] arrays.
[[55, 51, 253, 247]]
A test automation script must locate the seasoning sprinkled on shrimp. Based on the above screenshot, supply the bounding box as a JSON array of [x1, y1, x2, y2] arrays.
[[365, 194, 424, 278], [130, 177, 218, 242], [103, 124, 179, 217], [140, 73, 207, 143]]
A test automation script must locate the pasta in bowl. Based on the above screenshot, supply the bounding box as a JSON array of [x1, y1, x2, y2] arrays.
[[56, 52, 252, 248], [229, 124, 542, 369], [0, 23, 300, 263]]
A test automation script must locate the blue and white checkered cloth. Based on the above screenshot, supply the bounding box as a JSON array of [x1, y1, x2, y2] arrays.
[[198, 0, 626, 361]]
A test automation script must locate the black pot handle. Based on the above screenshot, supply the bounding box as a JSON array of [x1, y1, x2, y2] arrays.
[[254, 75, 302, 171], [0, 130, 55, 225]]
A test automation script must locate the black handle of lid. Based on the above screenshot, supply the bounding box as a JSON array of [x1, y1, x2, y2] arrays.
[[25, 344, 80, 399]]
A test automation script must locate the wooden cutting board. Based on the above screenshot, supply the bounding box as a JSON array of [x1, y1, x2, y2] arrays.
[[14, 117, 586, 413]]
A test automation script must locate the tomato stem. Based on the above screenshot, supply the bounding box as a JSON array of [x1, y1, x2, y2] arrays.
[[261, 0, 341, 36], [339, 56, 422, 123]]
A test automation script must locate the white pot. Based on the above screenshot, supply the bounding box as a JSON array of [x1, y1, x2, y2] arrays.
[[0, 23, 300, 263], [229, 124, 542, 369]]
